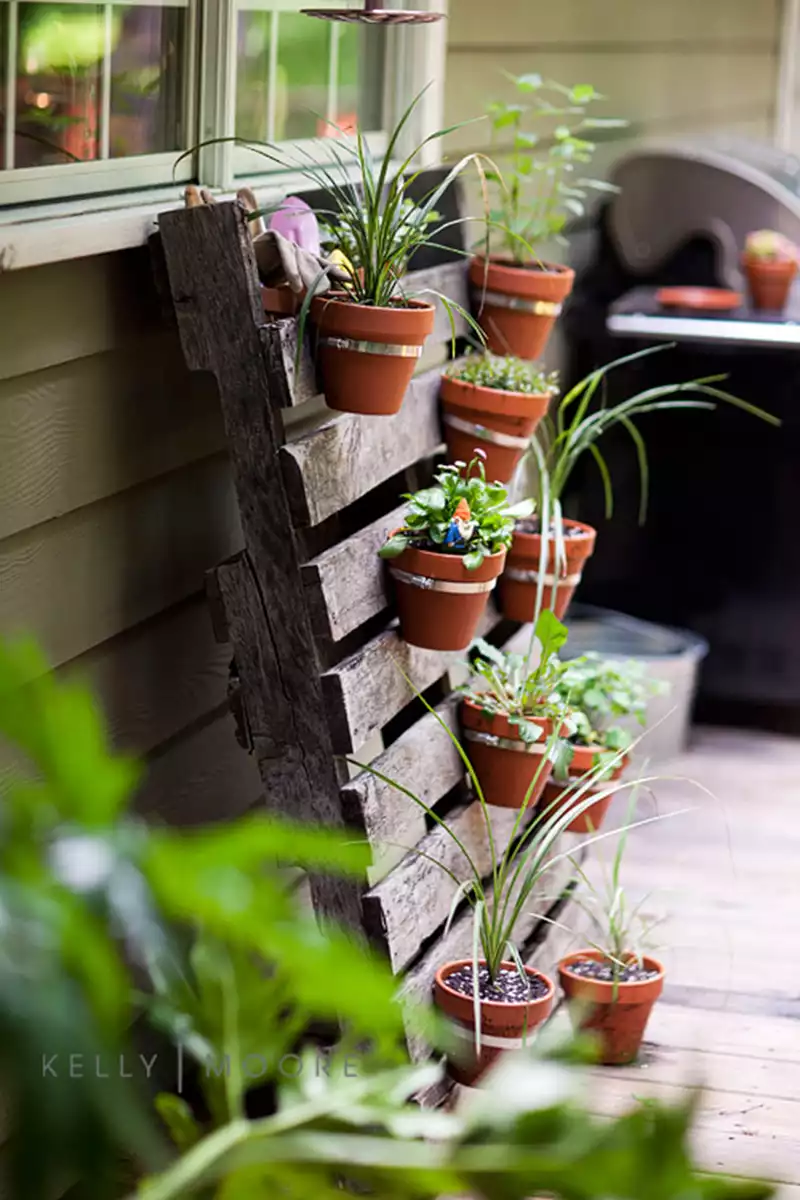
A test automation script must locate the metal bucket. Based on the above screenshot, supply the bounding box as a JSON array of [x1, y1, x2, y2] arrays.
[[563, 605, 709, 763]]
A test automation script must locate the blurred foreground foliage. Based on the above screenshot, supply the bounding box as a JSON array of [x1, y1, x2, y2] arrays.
[[0, 635, 773, 1200]]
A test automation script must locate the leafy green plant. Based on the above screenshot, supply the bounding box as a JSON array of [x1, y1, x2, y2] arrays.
[[446, 351, 560, 396], [485, 76, 627, 264], [379, 453, 530, 570], [463, 609, 570, 743], [0, 634, 773, 1200], [523, 343, 781, 621], [743, 229, 799, 262], [552, 653, 668, 779]]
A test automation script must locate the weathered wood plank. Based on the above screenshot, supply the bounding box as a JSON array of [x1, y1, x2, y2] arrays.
[[302, 503, 406, 642], [366, 806, 581, 974], [401, 841, 582, 1059], [341, 697, 460, 880], [280, 364, 444, 528], [322, 601, 500, 755], [269, 261, 469, 409], [159, 202, 362, 928], [322, 628, 453, 755], [0, 453, 242, 671], [0, 337, 223, 541]]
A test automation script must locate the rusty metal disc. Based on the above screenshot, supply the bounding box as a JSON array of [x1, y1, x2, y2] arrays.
[[301, 7, 443, 21]]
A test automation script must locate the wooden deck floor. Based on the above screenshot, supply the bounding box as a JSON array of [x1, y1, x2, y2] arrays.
[[556, 727, 800, 1195]]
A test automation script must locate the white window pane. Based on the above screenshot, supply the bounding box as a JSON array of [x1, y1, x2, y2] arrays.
[[235, 9, 271, 143], [235, 7, 385, 156], [109, 6, 186, 156], [15, 3, 104, 166], [275, 10, 328, 140], [4, 0, 187, 170]]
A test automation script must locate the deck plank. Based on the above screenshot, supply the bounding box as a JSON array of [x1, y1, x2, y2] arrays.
[[575, 727, 800, 1188]]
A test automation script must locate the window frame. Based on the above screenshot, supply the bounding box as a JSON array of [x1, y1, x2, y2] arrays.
[[0, 0, 446, 208]]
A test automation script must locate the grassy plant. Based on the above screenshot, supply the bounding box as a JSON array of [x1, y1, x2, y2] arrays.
[[485, 76, 627, 264], [319, 196, 440, 280], [568, 794, 665, 987], [446, 351, 560, 396], [552, 653, 668, 780], [523, 343, 781, 622], [462, 609, 569, 742], [379, 453, 531, 570], [178, 87, 491, 350]]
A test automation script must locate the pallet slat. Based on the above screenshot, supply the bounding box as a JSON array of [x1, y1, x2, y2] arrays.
[[302, 503, 406, 642], [322, 601, 500, 755], [341, 698, 461, 879], [280, 364, 443, 528]]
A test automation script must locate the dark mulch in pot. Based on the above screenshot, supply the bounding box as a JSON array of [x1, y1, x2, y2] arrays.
[[515, 518, 587, 537], [566, 957, 659, 984], [445, 963, 548, 1003]]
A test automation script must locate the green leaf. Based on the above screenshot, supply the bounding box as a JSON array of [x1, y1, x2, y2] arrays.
[[378, 533, 410, 559], [462, 549, 485, 571], [155, 1094, 202, 1153]]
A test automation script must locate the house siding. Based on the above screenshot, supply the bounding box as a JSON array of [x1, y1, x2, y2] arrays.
[[0, 246, 262, 824]]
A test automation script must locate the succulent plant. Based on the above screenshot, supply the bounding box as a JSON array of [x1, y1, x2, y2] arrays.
[[744, 229, 799, 262]]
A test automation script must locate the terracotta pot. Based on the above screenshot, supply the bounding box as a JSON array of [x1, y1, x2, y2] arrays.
[[540, 748, 627, 832], [434, 959, 554, 1085], [469, 257, 575, 360], [262, 283, 302, 316], [742, 255, 797, 311], [558, 949, 665, 1065], [500, 519, 597, 622], [460, 700, 556, 809], [310, 294, 434, 416], [440, 374, 551, 484], [388, 546, 505, 651]]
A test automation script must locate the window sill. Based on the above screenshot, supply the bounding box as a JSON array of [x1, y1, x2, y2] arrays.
[[0, 157, 392, 272]]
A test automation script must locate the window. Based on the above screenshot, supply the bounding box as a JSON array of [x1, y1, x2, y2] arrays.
[[0, 0, 407, 207]]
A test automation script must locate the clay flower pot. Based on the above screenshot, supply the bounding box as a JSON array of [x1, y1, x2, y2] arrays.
[[440, 374, 551, 484], [388, 546, 505, 651], [540, 754, 627, 834], [460, 700, 557, 809], [311, 294, 435, 416], [262, 283, 302, 316], [558, 949, 665, 1065], [500, 518, 596, 623], [469, 257, 575, 360], [742, 255, 798, 312], [434, 959, 554, 1085]]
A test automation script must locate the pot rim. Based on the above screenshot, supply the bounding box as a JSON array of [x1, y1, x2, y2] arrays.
[[471, 255, 573, 277], [440, 373, 555, 406], [512, 517, 597, 546], [558, 948, 665, 994], [311, 292, 436, 314], [435, 958, 555, 1014], [392, 544, 507, 582]]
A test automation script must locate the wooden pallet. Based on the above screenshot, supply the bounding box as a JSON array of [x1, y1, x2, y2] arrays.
[[156, 187, 580, 1060]]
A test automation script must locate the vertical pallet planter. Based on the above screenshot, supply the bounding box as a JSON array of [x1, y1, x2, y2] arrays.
[[157, 192, 582, 1064]]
